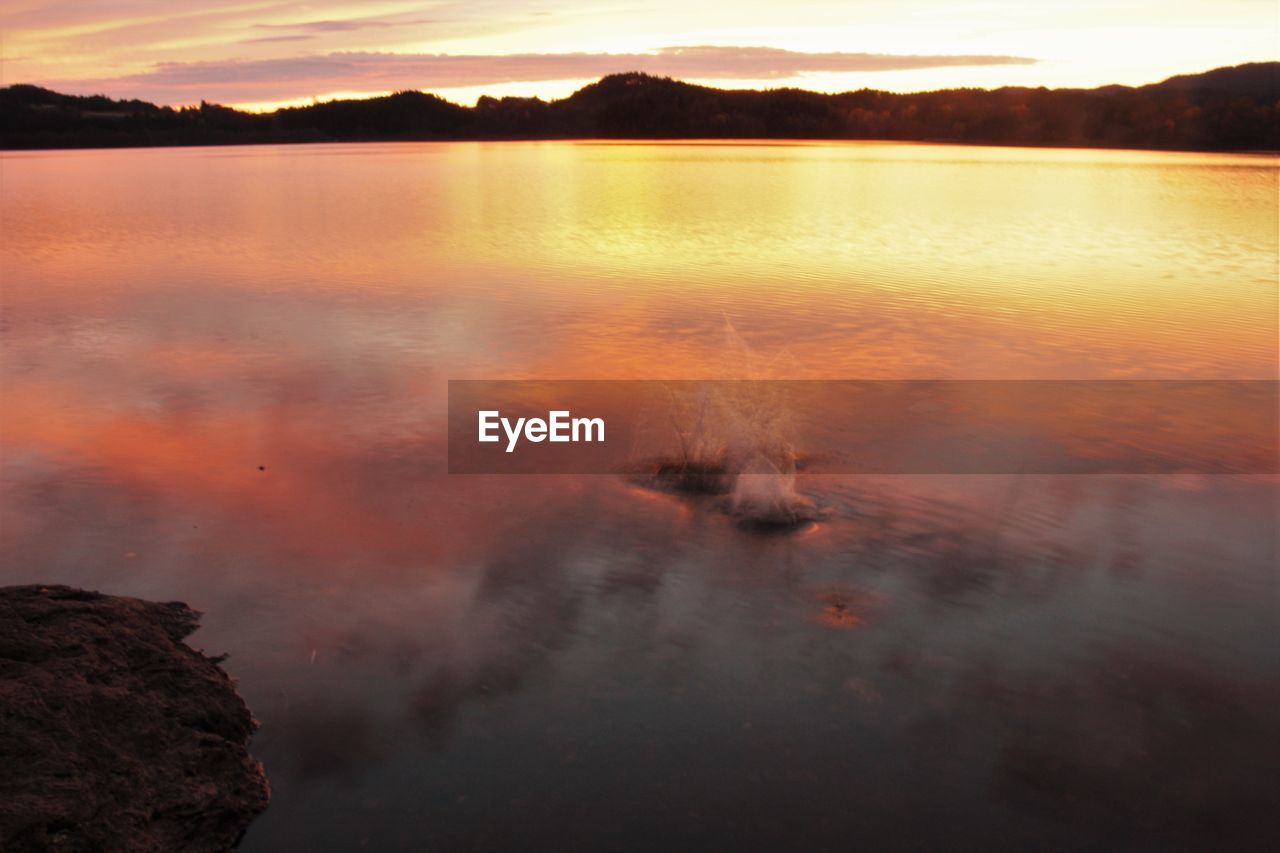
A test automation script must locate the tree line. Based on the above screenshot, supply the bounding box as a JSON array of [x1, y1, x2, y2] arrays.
[[2, 63, 1276, 151]]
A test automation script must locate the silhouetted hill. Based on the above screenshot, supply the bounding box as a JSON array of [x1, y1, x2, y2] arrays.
[[2, 63, 1277, 151], [1155, 62, 1279, 96]]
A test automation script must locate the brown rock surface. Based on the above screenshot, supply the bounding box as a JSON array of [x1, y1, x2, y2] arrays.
[[0, 585, 269, 851]]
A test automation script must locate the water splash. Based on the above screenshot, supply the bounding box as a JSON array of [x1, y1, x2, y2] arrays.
[[635, 319, 818, 529], [729, 454, 816, 530]]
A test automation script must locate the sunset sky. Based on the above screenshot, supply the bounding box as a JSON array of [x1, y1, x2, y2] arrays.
[[2, 1, 1276, 111]]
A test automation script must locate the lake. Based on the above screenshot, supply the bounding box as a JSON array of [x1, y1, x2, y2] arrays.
[[1, 141, 1277, 850]]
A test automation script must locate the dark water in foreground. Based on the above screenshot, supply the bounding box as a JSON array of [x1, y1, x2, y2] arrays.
[[1, 142, 1277, 850]]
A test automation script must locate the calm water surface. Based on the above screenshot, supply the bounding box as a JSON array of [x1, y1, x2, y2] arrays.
[[1, 142, 1277, 850]]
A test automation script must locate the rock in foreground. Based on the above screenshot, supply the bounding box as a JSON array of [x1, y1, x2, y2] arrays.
[[0, 585, 269, 852]]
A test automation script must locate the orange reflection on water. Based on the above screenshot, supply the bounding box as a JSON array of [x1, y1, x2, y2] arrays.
[[0, 141, 1276, 575], [2, 142, 1276, 387]]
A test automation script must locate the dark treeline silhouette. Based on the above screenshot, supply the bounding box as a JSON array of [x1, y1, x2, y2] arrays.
[[2, 63, 1276, 151]]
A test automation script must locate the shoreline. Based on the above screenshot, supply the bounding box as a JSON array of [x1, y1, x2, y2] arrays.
[[2, 135, 1277, 155]]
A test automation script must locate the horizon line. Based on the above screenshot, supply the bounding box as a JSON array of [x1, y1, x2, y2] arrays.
[[8, 59, 1275, 115]]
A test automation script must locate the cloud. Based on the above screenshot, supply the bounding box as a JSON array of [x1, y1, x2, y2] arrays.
[[240, 34, 317, 45], [253, 17, 435, 33], [37, 46, 1038, 105]]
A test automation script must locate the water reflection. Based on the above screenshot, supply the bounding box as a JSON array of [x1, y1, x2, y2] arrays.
[[301, 496, 1271, 852], [1, 143, 1277, 850]]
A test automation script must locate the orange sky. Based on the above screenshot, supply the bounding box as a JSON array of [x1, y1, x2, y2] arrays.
[[2, 1, 1277, 110]]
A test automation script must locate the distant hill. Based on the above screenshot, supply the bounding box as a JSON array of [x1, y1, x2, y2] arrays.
[[1154, 63, 1280, 97], [2, 63, 1276, 151]]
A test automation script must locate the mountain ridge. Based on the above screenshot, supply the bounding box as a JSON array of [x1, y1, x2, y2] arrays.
[[2, 62, 1276, 151]]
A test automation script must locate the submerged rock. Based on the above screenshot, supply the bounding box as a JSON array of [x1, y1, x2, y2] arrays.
[[0, 585, 269, 852], [730, 501, 820, 532], [641, 458, 735, 495]]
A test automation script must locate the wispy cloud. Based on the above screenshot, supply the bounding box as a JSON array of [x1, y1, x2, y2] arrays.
[[252, 16, 434, 33], [240, 34, 316, 45], [38, 46, 1038, 105]]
